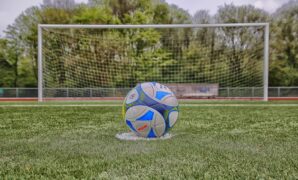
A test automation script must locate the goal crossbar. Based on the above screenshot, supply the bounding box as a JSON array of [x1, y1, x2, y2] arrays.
[[39, 23, 269, 29]]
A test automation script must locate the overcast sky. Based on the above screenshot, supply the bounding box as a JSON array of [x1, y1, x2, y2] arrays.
[[0, 0, 290, 37]]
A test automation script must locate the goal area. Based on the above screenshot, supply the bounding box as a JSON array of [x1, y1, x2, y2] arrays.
[[38, 23, 269, 101]]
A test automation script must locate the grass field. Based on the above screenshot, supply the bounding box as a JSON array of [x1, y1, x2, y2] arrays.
[[0, 101, 297, 179]]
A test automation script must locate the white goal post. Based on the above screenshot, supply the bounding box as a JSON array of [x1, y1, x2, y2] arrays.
[[38, 23, 270, 101]]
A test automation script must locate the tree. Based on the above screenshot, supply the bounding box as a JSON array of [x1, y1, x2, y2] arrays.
[[73, 5, 116, 24], [192, 10, 214, 53], [215, 4, 270, 87], [5, 25, 24, 87], [273, 0, 298, 17], [270, 2, 298, 86], [0, 39, 14, 87], [192, 10, 212, 24], [4, 7, 41, 87]]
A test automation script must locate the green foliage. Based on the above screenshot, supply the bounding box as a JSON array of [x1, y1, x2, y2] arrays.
[[1, 7, 41, 87], [0, 39, 14, 87], [216, 4, 269, 23], [270, 4, 298, 86], [153, 4, 170, 23], [1, 0, 298, 87], [73, 6, 115, 24]]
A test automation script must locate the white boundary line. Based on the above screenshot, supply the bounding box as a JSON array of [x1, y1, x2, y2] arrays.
[[0, 104, 298, 107], [181, 104, 298, 107]]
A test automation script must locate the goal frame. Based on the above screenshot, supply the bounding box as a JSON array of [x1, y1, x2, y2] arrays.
[[37, 23, 270, 102]]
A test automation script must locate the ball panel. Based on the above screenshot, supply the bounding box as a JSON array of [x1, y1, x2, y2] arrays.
[[125, 105, 147, 120], [125, 88, 139, 104], [153, 112, 166, 126], [168, 111, 179, 128], [161, 95, 178, 107], [151, 108, 166, 137], [153, 123, 166, 137], [140, 82, 155, 97]]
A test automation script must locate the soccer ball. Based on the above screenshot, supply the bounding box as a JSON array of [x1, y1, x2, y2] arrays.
[[123, 82, 179, 138]]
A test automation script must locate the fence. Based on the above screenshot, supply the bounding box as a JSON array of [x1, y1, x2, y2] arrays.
[[0, 87, 297, 98]]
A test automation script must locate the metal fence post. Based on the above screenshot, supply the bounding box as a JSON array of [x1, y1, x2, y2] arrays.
[[66, 88, 69, 97], [113, 88, 116, 97], [16, 88, 19, 98], [278, 87, 281, 97]]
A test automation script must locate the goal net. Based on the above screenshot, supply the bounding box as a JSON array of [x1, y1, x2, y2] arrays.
[[38, 24, 269, 101]]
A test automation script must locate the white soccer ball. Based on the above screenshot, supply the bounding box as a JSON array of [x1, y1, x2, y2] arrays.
[[123, 82, 179, 138]]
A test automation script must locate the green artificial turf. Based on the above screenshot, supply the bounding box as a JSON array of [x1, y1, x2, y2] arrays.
[[0, 102, 297, 179]]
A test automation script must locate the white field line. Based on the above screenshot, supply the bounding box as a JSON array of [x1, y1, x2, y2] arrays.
[[0, 104, 122, 107], [0, 104, 298, 107], [181, 104, 298, 107]]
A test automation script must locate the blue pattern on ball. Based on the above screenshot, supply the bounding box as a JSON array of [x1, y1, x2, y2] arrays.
[[155, 91, 171, 100], [126, 120, 137, 132], [147, 128, 157, 138], [136, 110, 154, 121]]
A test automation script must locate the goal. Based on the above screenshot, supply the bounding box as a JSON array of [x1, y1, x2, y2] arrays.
[[38, 23, 269, 101]]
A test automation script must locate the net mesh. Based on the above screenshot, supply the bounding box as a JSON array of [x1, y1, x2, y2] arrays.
[[41, 25, 265, 98]]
